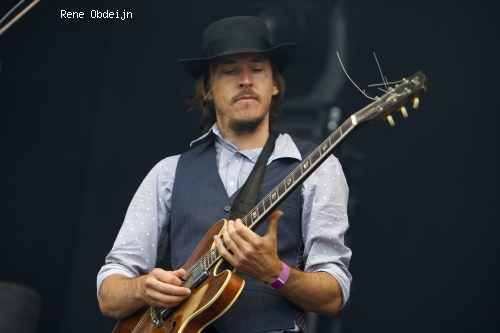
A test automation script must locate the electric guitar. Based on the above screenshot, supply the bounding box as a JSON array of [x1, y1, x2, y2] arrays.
[[112, 71, 428, 333]]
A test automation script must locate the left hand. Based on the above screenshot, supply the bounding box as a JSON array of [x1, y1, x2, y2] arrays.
[[213, 210, 284, 283]]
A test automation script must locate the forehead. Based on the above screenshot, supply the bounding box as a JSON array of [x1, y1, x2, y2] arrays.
[[213, 53, 271, 66]]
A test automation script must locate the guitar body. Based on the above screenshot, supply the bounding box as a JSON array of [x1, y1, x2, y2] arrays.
[[112, 219, 245, 333]]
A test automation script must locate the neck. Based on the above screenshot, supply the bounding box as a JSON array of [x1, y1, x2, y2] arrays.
[[219, 122, 270, 151]]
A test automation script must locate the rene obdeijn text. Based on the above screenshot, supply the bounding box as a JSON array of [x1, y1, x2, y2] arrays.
[[61, 10, 133, 20]]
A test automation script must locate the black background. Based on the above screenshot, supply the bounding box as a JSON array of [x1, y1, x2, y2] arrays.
[[0, 0, 498, 332]]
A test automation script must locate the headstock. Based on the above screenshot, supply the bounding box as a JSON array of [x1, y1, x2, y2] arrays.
[[354, 71, 428, 126]]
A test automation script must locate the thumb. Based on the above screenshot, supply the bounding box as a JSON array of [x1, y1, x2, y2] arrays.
[[172, 268, 187, 279], [265, 210, 284, 237]]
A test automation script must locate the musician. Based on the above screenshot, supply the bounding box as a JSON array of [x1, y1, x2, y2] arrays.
[[97, 16, 352, 333]]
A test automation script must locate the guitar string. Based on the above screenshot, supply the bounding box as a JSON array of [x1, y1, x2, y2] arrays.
[[372, 52, 390, 91], [368, 79, 405, 88], [132, 310, 150, 332], [336, 51, 376, 101]]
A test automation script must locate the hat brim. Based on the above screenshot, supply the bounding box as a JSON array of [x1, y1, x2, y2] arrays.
[[178, 43, 297, 79]]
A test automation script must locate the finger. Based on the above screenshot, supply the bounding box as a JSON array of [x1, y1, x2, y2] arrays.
[[171, 268, 187, 284], [214, 234, 236, 264], [226, 219, 259, 257], [227, 218, 256, 245], [214, 232, 228, 253], [150, 268, 184, 286], [147, 288, 191, 308], [265, 210, 283, 238], [147, 269, 191, 295]]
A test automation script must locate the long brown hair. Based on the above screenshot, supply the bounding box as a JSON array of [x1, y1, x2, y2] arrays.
[[187, 61, 286, 133]]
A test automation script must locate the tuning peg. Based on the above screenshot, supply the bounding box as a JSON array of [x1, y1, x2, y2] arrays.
[[399, 106, 408, 118], [413, 97, 420, 109], [385, 115, 395, 126]]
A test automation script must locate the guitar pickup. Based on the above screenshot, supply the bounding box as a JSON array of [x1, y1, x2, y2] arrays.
[[193, 269, 209, 288]]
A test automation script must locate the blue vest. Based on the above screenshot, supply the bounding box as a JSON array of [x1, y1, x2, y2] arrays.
[[170, 137, 316, 333]]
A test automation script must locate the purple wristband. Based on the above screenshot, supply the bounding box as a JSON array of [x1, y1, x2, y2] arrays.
[[269, 262, 290, 289]]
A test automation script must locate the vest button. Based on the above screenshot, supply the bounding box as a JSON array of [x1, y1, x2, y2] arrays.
[[224, 205, 231, 212]]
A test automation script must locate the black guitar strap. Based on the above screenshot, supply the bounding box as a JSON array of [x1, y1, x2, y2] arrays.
[[228, 134, 276, 220]]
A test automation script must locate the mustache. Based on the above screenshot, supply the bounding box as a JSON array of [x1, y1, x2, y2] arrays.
[[232, 89, 260, 103]]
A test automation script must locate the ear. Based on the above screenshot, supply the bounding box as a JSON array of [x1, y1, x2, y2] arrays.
[[272, 82, 279, 96]]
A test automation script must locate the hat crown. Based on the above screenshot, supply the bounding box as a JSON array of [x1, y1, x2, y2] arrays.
[[178, 16, 297, 78], [201, 16, 273, 59]]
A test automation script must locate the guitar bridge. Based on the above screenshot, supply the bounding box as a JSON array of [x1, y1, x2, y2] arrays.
[[150, 307, 164, 327]]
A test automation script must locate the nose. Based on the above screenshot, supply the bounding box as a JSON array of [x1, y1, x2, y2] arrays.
[[238, 69, 253, 88]]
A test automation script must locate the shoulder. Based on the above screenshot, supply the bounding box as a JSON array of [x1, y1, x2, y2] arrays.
[[147, 155, 181, 182]]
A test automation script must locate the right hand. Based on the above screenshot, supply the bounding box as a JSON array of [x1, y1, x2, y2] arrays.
[[139, 268, 191, 308]]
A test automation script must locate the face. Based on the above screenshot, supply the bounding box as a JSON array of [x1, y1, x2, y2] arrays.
[[208, 53, 279, 136]]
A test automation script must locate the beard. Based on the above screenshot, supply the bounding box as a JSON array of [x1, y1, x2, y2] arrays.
[[228, 111, 266, 135]]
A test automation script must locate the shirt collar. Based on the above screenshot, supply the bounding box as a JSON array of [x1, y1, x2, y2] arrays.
[[190, 123, 303, 163]]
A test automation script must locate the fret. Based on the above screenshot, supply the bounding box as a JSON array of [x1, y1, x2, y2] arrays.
[[263, 196, 272, 212], [285, 175, 294, 189], [292, 167, 302, 181], [270, 189, 279, 205], [213, 248, 219, 264], [277, 181, 286, 197], [212, 249, 221, 268], [257, 201, 265, 217], [309, 148, 321, 165], [320, 140, 331, 154], [250, 208, 259, 224], [207, 249, 215, 267], [241, 216, 249, 227], [329, 130, 341, 146], [339, 117, 352, 136], [301, 158, 311, 174], [203, 255, 209, 269]]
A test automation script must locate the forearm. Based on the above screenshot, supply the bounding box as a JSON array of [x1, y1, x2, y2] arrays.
[[98, 274, 147, 319], [275, 268, 343, 315]]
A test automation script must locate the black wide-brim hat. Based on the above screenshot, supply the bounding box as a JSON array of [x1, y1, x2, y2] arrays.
[[178, 16, 297, 78]]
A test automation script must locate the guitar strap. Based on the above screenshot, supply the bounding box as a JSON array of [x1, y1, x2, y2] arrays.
[[228, 134, 276, 220]]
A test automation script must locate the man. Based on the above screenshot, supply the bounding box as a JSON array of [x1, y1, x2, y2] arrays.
[[97, 16, 352, 333]]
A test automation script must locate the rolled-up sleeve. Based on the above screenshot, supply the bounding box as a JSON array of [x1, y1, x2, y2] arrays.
[[96, 155, 179, 295], [301, 154, 352, 308]]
